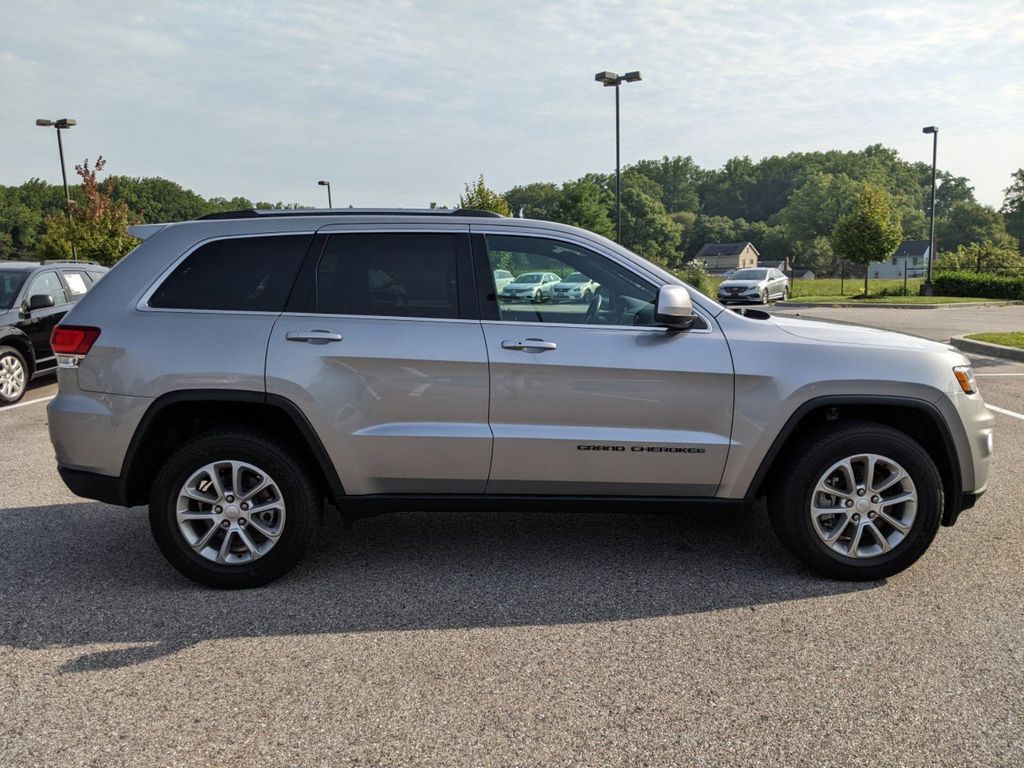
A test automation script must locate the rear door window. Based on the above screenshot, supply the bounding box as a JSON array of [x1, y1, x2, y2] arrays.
[[149, 235, 311, 311], [316, 233, 461, 319], [61, 270, 92, 299]]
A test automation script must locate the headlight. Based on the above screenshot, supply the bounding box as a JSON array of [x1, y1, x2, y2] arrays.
[[953, 365, 977, 394]]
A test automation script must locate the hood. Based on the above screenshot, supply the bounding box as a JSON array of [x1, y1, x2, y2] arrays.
[[720, 279, 765, 288], [771, 314, 954, 353], [0, 306, 19, 326]]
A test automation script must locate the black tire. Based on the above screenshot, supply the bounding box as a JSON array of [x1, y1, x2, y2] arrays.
[[782, 287, 790, 301], [149, 428, 322, 588], [767, 420, 943, 580], [760, 290, 768, 304], [0, 345, 29, 405]]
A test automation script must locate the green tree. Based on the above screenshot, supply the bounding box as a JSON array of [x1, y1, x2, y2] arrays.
[[554, 177, 615, 239], [795, 236, 835, 276], [504, 182, 561, 220], [627, 155, 702, 213], [102, 176, 208, 222], [938, 200, 1014, 252], [934, 240, 1024, 275], [39, 157, 137, 266], [619, 175, 682, 266], [831, 187, 902, 297], [458, 175, 511, 216], [777, 172, 866, 246], [1001, 168, 1024, 250]]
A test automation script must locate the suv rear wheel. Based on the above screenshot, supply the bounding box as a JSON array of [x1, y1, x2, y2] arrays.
[[768, 420, 942, 580], [0, 346, 28, 405], [149, 428, 321, 588]]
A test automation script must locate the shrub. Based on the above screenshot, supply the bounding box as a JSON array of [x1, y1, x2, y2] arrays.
[[933, 271, 1024, 300], [677, 259, 711, 295]]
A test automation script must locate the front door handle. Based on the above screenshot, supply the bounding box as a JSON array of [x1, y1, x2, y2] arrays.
[[501, 338, 557, 352], [286, 330, 343, 344]]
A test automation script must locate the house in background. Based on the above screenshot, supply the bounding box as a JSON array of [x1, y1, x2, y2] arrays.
[[758, 258, 792, 272], [869, 240, 930, 279], [694, 242, 759, 274]]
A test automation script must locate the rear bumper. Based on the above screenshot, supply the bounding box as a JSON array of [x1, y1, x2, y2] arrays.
[[57, 466, 123, 505]]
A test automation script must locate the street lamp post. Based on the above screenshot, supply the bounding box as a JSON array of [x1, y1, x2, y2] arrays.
[[318, 180, 332, 208], [594, 70, 641, 243], [921, 125, 939, 296], [36, 117, 77, 261]]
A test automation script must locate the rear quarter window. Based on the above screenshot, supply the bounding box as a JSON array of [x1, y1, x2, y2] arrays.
[[149, 235, 311, 311]]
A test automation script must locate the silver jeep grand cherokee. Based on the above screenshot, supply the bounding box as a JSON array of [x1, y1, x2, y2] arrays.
[[47, 209, 994, 588]]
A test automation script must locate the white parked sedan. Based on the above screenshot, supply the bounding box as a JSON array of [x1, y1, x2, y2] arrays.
[[499, 272, 561, 303], [716, 267, 789, 304], [493, 269, 515, 292], [550, 272, 601, 303]]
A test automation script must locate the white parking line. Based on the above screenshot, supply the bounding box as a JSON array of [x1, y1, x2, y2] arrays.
[[988, 404, 1024, 421], [0, 394, 55, 412]]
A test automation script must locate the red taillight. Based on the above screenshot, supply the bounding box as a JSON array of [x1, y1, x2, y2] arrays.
[[51, 325, 101, 356]]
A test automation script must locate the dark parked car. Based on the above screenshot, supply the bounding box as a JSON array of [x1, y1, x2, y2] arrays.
[[0, 260, 107, 404]]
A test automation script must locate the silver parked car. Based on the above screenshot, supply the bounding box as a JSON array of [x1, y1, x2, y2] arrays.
[[48, 209, 993, 588], [550, 272, 600, 303], [499, 271, 560, 303], [717, 267, 789, 304], [492, 269, 514, 293]]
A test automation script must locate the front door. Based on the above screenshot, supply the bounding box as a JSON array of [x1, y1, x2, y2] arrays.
[[475, 232, 735, 497], [20, 270, 69, 371], [266, 228, 492, 496]]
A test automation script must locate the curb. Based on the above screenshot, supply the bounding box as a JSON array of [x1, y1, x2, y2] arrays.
[[778, 300, 1020, 310], [950, 335, 1024, 363]]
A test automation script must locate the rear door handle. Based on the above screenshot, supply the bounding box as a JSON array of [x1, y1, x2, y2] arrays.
[[501, 338, 557, 352], [286, 330, 343, 344]]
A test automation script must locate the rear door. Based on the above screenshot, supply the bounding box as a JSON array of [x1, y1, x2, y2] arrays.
[[473, 230, 734, 497], [266, 226, 492, 495]]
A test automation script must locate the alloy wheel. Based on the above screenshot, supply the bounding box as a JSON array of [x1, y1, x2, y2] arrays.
[[175, 460, 286, 565], [809, 453, 917, 559], [0, 353, 26, 402]]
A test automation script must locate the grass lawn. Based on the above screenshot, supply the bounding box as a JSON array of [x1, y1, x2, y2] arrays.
[[965, 332, 1024, 349]]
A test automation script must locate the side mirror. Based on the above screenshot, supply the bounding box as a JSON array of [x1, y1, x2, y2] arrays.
[[27, 294, 56, 312], [656, 285, 696, 330]]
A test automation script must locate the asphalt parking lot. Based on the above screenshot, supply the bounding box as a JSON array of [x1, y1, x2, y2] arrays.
[[2, 307, 1023, 766]]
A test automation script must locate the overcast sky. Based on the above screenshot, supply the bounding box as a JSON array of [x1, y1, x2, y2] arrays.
[[2, 1, 1022, 210]]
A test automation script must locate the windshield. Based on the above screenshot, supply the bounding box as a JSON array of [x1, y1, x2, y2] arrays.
[[0, 270, 27, 310], [731, 269, 767, 280], [515, 274, 542, 283], [562, 273, 588, 283]]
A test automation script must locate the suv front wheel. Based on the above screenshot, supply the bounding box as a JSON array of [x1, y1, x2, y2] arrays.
[[149, 428, 321, 588], [768, 420, 942, 580]]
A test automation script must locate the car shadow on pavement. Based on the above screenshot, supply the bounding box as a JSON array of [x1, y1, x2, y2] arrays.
[[0, 502, 877, 672]]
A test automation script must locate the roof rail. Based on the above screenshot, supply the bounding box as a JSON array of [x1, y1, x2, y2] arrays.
[[195, 208, 505, 221], [39, 259, 103, 266]]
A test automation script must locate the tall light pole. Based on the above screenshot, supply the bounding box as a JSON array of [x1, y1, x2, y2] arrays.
[[318, 180, 332, 208], [921, 125, 939, 296], [36, 117, 77, 261], [595, 70, 641, 243]]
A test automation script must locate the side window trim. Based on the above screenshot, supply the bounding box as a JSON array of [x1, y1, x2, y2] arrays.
[[305, 231, 477, 320], [472, 232, 711, 332], [137, 231, 315, 314]]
